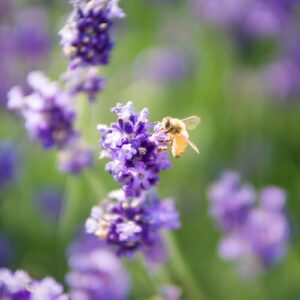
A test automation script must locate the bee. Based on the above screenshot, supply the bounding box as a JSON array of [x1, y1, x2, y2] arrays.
[[158, 115, 201, 158]]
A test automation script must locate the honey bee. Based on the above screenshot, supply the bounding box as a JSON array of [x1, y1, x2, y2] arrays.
[[158, 115, 201, 158]]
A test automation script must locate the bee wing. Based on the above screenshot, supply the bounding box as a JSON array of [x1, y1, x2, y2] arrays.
[[172, 134, 188, 158], [181, 116, 201, 130], [187, 140, 200, 154]]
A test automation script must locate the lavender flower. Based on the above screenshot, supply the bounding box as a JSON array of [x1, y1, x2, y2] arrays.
[[160, 285, 182, 300], [0, 141, 19, 188], [15, 7, 51, 65], [98, 102, 171, 197], [63, 67, 106, 102], [209, 171, 289, 274], [0, 268, 68, 299], [35, 188, 64, 221], [66, 233, 130, 300], [0, 0, 14, 20], [133, 47, 189, 84], [59, 0, 124, 69], [208, 171, 255, 231], [7, 71, 77, 150], [0, 6, 51, 106], [244, 206, 289, 267], [262, 38, 300, 100], [58, 139, 94, 174], [194, 0, 298, 38], [0, 234, 14, 267], [85, 190, 180, 257]]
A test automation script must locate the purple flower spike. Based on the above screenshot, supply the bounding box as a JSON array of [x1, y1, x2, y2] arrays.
[[194, 0, 297, 38], [58, 139, 94, 175], [85, 190, 180, 258], [0, 141, 19, 188], [260, 186, 286, 211], [134, 47, 189, 84], [60, 0, 124, 68], [15, 7, 51, 64], [245, 207, 289, 267], [66, 233, 130, 300], [0, 234, 14, 267], [0, 268, 69, 300], [208, 171, 255, 231], [63, 67, 106, 102], [98, 102, 171, 197], [7, 71, 77, 150], [35, 188, 64, 221], [209, 170, 289, 275]]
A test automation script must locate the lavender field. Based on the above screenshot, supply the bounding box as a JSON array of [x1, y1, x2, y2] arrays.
[[1, 1, 300, 299]]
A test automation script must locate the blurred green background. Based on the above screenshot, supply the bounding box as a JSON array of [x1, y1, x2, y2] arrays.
[[1, 1, 300, 299]]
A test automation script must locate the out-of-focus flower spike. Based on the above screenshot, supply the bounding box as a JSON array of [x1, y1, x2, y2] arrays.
[[63, 67, 106, 102], [7, 71, 77, 150], [58, 138, 94, 175], [66, 233, 130, 300]]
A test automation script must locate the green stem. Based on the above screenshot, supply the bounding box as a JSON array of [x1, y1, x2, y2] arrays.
[[165, 232, 207, 300]]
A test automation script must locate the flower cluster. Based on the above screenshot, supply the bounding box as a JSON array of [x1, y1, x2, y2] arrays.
[[66, 233, 131, 300], [58, 140, 94, 174], [60, 0, 124, 100], [7, 1, 125, 174], [0, 5, 51, 106], [63, 67, 106, 102], [208, 171, 289, 275], [8, 72, 77, 149], [98, 102, 171, 197], [7, 72, 93, 174], [262, 38, 300, 101], [86, 190, 180, 257], [0, 141, 19, 188], [193, 0, 300, 101], [0, 268, 68, 299], [194, 0, 297, 38], [0, 234, 14, 267]]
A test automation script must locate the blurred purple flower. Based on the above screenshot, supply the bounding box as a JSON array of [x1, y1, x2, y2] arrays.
[[35, 188, 64, 221], [15, 7, 51, 66], [66, 233, 130, 300], [0, 26, 19, 105], [0, 0, 14, 20], [0, 141, 19, 188], [98, 102, 171, 197], [208, 171, 255, 231], [209, 171, 289, 274], [0, 6, 51, 106], [0, 268, 69, 299], [194, 0, 297, 38], [63, 66, 106, 102], [260, 187, 286, 211], [58, 139, 94, 175], [85, 189, 180, 258], [133, 47, 189, 84], [7, 71, 77, 150], [261, 35, 300, 100], [0, 234, 14, 267], [245, 207, 289, 266], [160, 285, 182, 300], [60, 0, 124, 69]]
